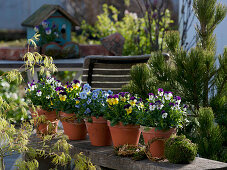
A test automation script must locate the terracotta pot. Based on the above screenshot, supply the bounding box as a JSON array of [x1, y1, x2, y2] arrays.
[[60, 112, 87, 140], [107, 121, 141, 147], [142, 127, 176, 158], [30, 108, 59, 135], [85, 117, 112, 146]]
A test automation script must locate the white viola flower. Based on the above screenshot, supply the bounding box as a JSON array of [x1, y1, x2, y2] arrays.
[[148, 93, 154, 101], [45, 28, 51, 35], [164, 91, 173, 100], [30, 86, 35, 91], [174, 96, 181, 104], [21, 98, 25, 102], [158, 88, 164, 96], [34, 26, 39, 32], [36, 90, 42, 96], [46, 95, 50, 99], [161, 111, 168, 119], [155, 100, 164, 110], [149, 103, 155, 111], [21, 117, 24, 121], [42, 20, 48, 28]]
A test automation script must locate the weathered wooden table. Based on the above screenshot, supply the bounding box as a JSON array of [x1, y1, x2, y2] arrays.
[[0, 58, 84, 82], [69, 138, 227, 170], [27, 134, 227, 170]]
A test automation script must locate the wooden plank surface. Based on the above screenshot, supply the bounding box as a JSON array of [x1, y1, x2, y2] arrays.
[[82, 75, 130, 82], [82, 69, 131, 76], [26, 134, 227, 170]]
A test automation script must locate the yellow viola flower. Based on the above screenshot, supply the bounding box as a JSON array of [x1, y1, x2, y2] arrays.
[[59, 94, 67, 101], [125, 107, 132, 115], [113, 98, 119, 105], [121, 97, 126, 102], [51, 101, 53, 105], [129, 100, 137, 107], [107, 98, 113, 105], [72, 83, 80, 90], [75, 100, 80, 104]]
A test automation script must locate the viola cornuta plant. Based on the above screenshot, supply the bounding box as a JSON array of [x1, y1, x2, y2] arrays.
[[79, 85, 112, 120], [53, 80, 84, 120], [105, 92, 144, 126], [139, 88, 188, 130], [26, 77, 60, 111]]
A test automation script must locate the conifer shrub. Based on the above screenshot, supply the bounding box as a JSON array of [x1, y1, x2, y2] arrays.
[[165, 135, 197, 164]]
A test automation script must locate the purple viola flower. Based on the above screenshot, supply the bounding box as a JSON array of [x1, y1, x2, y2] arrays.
[[42, 20, 48, 28], [183, 104, 188, 111], [84, 108, 91, 115], [161, 110, 166, 114], [130, 96, 136, 100], [169, 102, 175, 107], [113, 94, 119, 98], [124, 104, 131, 109], [55, 87, 64, 91], [118, 92, 126, 97], [107, 95, 113, 99], [67, 85, 72, 89], [158, 88, 164, 92], [155, 100, 162, 104], [73, 80, 80, 84], [158, 88, 164, 96], [155, 100, 164, 110], [45, 27, 51, 35], [148, 93, 154, 100], [59, 91, 67, 95]]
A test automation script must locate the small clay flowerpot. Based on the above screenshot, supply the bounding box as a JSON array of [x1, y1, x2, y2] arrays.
[[60, 112, 87, 140], [30, 108, 59, 135], [107, 121, 141, 147], [142, 127, 176, 158], [85, 117, 112, 146]]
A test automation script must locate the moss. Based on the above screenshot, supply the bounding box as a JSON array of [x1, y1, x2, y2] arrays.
[[165, 135, 197, 164]]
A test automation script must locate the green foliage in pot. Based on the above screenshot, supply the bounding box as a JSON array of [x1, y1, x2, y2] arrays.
[[78, 87, 111, 121], [138, 89, 187, 130], [104, 92, 144, 126], [165, 135, 197, 164], [53, 80, 83, 120], [26, 77, 59, 111]]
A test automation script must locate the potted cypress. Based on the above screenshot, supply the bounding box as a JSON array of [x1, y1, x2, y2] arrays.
[[139, 88, 187, 158], [105, 92, 143, 147], [79, 89, 113, 146]]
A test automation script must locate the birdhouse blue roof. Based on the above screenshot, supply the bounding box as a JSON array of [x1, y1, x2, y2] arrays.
[[21, 4, 79, 46], [21, 4, 79, 27]]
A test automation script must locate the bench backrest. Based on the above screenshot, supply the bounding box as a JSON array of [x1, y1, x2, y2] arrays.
[[82, 55, 151, 93]]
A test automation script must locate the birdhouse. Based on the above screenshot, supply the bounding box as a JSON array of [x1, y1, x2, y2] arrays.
[[21, 4, 80, 59]]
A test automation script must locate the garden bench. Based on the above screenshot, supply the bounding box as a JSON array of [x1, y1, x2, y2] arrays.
[[81, 55, 151, 93]]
